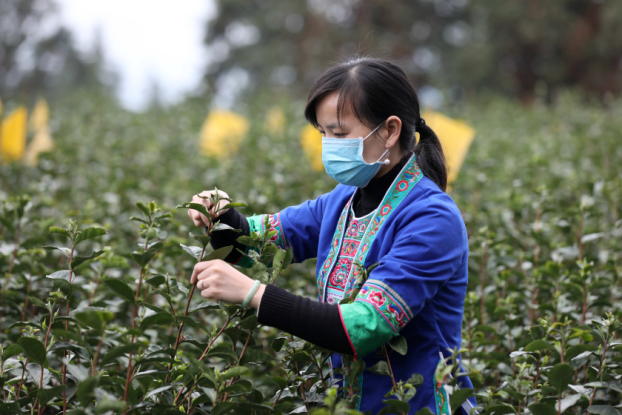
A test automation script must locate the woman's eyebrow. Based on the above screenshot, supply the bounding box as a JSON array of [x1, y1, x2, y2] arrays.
[[317, 122, 344, 129]]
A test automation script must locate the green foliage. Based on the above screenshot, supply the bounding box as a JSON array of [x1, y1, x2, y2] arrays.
[[1, 91, 622, 414]]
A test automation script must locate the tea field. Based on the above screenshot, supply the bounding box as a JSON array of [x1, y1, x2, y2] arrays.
[[0, 89, 621, 415]]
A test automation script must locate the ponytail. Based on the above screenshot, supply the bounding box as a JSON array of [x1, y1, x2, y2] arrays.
[[414, 118, 447, 192]]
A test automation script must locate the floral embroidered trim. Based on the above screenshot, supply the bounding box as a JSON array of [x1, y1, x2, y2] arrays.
[[355, 279, 414, 333], [247, 213, 296, 262], [434, 376, 452, 415], [343, 154, 424, 297], [316, 194, 354, 300]]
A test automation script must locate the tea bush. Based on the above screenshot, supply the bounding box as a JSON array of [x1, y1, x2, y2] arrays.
[[0, 90, 621, 415]]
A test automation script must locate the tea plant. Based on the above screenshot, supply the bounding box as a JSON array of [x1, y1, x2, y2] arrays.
[[1, 90, 621, 414]]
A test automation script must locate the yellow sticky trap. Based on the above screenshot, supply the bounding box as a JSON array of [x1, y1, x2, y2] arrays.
[[24, 129, 54, 167], [24, 98, 54, 166], [199, 109, 249, 158], [300, 124, 324, 172], [0, 106, 28, 163], [264, 107, 285, 136], [30, 98, 50, 132], [422, 109, 475, 185]]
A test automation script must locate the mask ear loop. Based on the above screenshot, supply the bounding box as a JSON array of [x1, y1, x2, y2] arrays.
[[362, 122, 391, 165]]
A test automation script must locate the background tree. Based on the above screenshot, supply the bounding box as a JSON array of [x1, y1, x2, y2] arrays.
[[0, 0, 112, 103], [202, 0, 622, 104]]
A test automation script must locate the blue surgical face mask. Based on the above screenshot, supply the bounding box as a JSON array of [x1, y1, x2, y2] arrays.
[[321, 121, 390, 188]]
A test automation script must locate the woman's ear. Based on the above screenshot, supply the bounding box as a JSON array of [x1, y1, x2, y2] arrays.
[[384, 116, 402, 149]]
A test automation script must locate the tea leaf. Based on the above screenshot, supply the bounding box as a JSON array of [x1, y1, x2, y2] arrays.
[[180, 243, 203, 260], [140, 312, 175, 329], [2, 344, 23, 360], [368, 361, 391, 377], [145, 274, 167, 288], [53, 278, 73, 296], [103, 278, 135, 303], [17, 337, 47, 365], [524, 340, 555, 352], [203, 245, 234, 261], [380, 400, 410, 415], [388, 335, 407, 355], [548, 363, 574, 393], [94, 399, 127, 414], [188, 301, 220, 313], [76, 376, 100, 407], [450, 388, 474, 411], [222, 202, 248, 209], [38, 384, 66, 406], [48, 342, 90, 360], [46, 270, 71, 280], [71, 250, 105, 269], [529, 403, 556, 415], [211, 222, 242, 233], [49, 226, 71, 239], [221, 366, 251, 379], [100, 343, 142, 365], [75, 227, 106, 245], [588, 406, 622, 415], [8, 321, 43, 331]]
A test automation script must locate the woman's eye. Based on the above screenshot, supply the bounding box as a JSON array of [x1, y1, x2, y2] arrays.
[[319, 131, 345, 138]]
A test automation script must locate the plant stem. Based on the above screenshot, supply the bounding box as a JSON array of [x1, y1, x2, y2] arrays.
[[383, 345, 398, 391], [578, 213, 584, 261], [480, 243, 487, 324], [21, 277, 32, 321], [15, 357, 29, 398], [168, 247, 206, 380], [62, 246, 75, 415], [220, 330, 253, 402], [589, 338, 609, 406], [92, 337, 104, 376], [198, 312, 239, 361], [8, 221, 21, 276], [88, 267, 105, 306], [310, 352, 328, 390], [174, 311, 241, 407], [123, 239, 153, 415], [295, 361, 311, 415], [533, 352, 542, 404]]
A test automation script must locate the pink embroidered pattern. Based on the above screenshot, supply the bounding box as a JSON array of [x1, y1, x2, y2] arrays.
[[325, 211, 373, 305], [356, 280, 414, 333], [316, 194, 354, 300]]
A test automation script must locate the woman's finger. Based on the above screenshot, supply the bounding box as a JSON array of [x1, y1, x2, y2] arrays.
[[197, 278, 209, 290], [189, 210, 205, 227], [200, 287, 213, 299], [190, 260, 220, 283]]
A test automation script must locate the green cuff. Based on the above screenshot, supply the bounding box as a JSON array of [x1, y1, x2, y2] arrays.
[[339, 301, 396, 357]]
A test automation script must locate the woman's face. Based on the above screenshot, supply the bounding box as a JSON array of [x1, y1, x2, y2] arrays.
[[315, 90, 389, 164]]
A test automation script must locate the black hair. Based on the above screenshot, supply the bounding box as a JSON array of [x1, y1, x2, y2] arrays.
[[304, 57, 447, 192]]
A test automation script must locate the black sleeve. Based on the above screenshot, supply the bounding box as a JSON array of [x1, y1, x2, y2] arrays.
[[257, 284, 354, 355], [206, 208, 250, 264]]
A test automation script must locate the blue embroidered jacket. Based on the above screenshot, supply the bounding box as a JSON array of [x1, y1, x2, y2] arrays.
[[244, 155, 476, 415]]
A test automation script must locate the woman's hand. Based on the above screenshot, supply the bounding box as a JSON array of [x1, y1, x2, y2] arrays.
[[190, 259, 265, 309], [187, 189, 231, 231]]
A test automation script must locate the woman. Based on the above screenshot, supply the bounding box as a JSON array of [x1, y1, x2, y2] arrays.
[[188, 58, 476, 415]]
